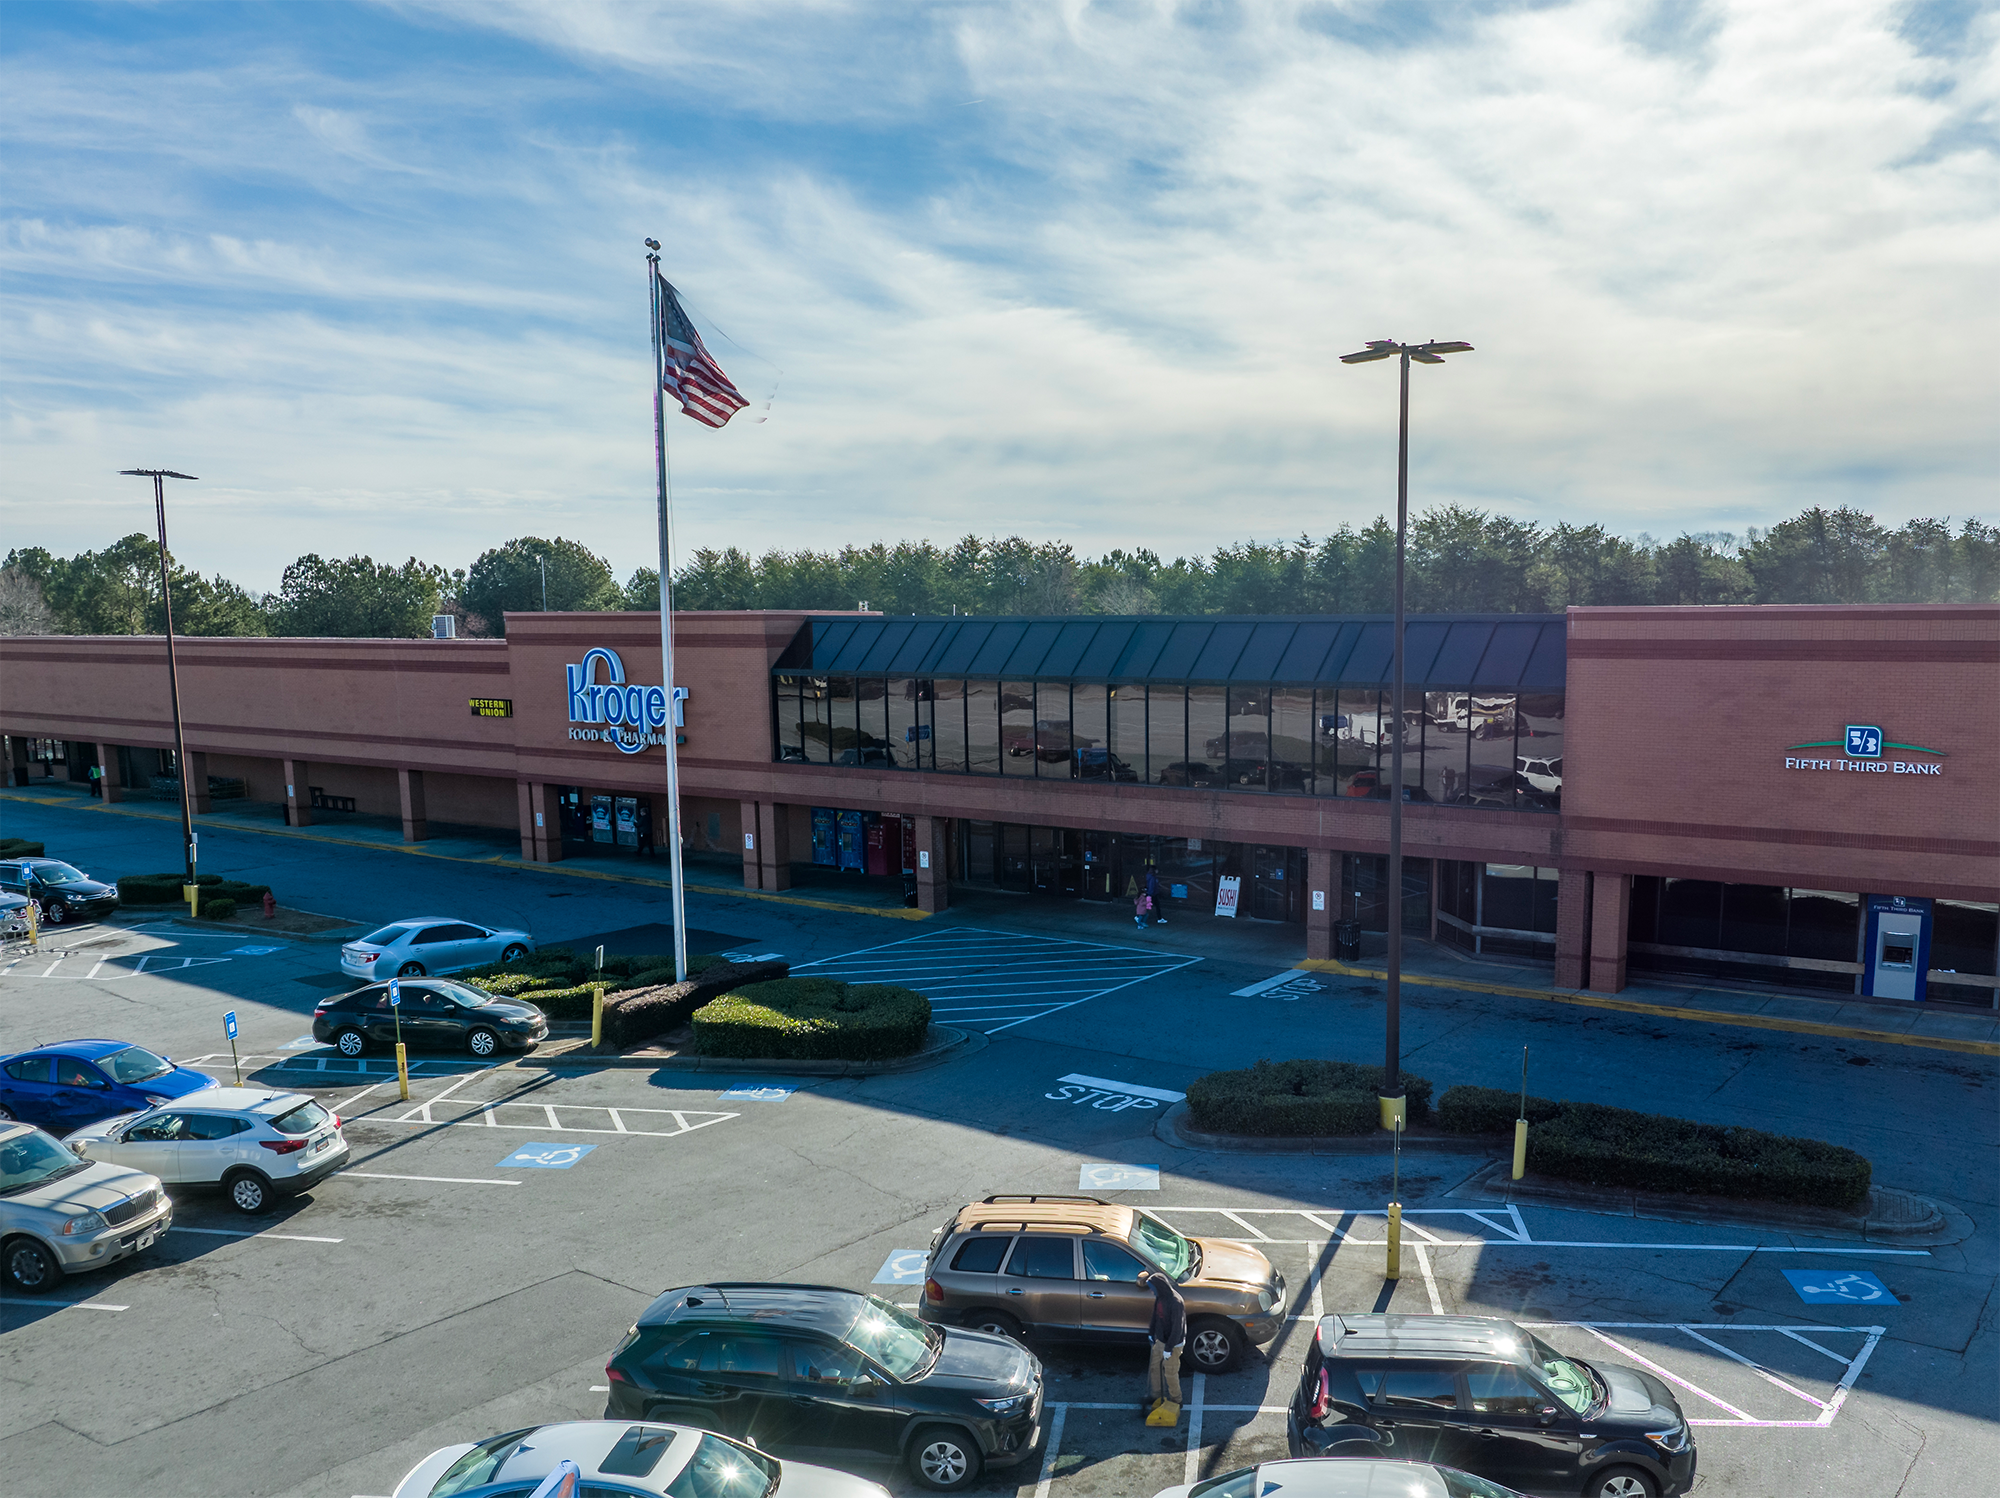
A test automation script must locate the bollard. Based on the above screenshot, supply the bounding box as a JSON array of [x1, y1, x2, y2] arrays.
[[184, 883, 200, 914], [1512, 1117, 1529, 1181], [395, 1041, 410, 1101], [591, 984, 605, 1049], [1385, 1202, 1402, 1281]]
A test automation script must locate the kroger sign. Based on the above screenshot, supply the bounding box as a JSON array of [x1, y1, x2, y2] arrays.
[[566, 647, 686, 755]]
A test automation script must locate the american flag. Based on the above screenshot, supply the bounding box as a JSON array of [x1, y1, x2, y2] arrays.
[[657, 274, 748, 428]]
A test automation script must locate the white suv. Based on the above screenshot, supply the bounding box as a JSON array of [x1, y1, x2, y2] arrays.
[[65, 1088, 349, 1214]]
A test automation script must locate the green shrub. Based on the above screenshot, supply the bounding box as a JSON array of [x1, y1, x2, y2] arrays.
[[1185, 1059, 1434, 1137], [451, 951, 742, 1034], [603, 959, 789, 1047], [0, 839, 46, 858], [117, 873, 271, 908], [1436, 1086, 1566, 1134], [693, 978, 930, 1061], [197, 896, 237, 921]]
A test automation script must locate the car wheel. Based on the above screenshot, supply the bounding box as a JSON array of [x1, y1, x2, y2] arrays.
[[0, 1104, 14, 1121], [1585, 1470, 1657, 1498], [909, 1425, 982, 1492], [42, 901, 68, 926], [500, 943, 528, 964], [1185, 1318, 1245, 1373], [397, 961, 426, 977], [965, 1309, 1023, 1341], [225, 1169, 273, 1215], [334, 1028, 367, 1057], [3, 1236, 61, 1293], [466, 1027, 499, 1059]]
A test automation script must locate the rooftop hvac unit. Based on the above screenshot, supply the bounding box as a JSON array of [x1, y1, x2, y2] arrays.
[[431, 614, 457, 639]]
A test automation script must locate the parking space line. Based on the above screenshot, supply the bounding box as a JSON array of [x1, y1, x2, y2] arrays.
[[1183, 1373, 1205, 1485], [1778, 1327, 1857, 1364], [1413, 1244, 1443, 1314], [171, 1226, 344, 1243], [339, 1170, 523, 1186], [1576, 1326, 1755, 1421], [1677, 1326, 1828, 1411], [1218, 1210, 1271, 1242], [0, 1297, 127, 1311], [1032, 1406, 1067, 1498], [607, 1108, 629, 1133]]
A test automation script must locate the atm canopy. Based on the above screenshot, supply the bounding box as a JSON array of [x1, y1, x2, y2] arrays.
[[773, 614, 1567, 691]]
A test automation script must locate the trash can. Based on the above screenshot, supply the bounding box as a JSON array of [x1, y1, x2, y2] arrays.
[[1334, 920, 1362, 961]]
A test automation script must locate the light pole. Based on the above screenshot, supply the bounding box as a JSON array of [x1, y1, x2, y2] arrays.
[[537, 553, 548, 611], [118, 468, 201, 906], [1337, 338, 1472, 1127]]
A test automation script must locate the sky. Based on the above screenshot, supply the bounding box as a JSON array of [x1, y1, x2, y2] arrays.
[[2, 0, 1996, 593]]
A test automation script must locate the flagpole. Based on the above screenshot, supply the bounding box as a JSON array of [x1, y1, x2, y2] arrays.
[[646, 243, 690, 984]]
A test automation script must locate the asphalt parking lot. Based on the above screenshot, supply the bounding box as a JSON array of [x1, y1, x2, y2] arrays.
[[2, 794, 1995, 1497]]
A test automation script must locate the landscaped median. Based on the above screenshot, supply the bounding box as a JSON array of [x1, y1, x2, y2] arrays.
[[1176, 1057, 1874, 1214], [693, 977, 931, 1062], [117, 871, 272, 921]]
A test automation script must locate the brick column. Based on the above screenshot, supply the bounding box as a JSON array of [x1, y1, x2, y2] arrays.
[[399, 768, 428, 843], [740, 799, 762, 889], [185, 751, 211, 813], [1305, 846, 1336, 959], [1588, 871, 1632, 993], [95, 743, 123, 803], [757, 801, 794, 891], [1553, 868, 1592, 989], [283, 759, 312, 826], [914, 815, 949, 913], [517, 783, 562, 863]]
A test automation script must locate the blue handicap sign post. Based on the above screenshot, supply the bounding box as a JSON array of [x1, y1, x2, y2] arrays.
[[1781, 1268, 1899, 1306], [498, 1142, 597, 1170], [389, 979, 401, 1006], [223, 1010, 241, 1084], [223, 1011, 237, 1039]]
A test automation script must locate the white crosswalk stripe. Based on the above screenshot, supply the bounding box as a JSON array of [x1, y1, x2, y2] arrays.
[[796, 926, 1200, 1034]]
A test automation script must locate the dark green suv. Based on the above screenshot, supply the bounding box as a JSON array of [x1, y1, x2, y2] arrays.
[[604, 1283, 1043, 1493], [1288, 1315, 1695, 1498]]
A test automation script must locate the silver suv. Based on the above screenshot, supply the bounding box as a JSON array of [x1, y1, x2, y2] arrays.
[[1, 1121, 172, 1293]]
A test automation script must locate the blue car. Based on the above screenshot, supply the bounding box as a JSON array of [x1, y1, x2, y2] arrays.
[[0, 1040, 218, 1134]]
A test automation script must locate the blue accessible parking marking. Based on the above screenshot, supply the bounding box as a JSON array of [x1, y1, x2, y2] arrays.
[[1080, 1163, 1160, 1191], [226, 945, 284, 956], [873, 1249, 929, 1285], [719, 1081, 797, 1101], [1782, 1269, 1899, 1305], [497, 1142, 597, 1170]]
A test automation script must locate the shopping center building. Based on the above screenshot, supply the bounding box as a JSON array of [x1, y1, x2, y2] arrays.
[[3, 604, 1994, 1008]]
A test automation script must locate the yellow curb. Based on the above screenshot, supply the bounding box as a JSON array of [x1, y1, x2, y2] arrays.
[[1295, 958, 2000, 1058], [0, 791, 929, 923]]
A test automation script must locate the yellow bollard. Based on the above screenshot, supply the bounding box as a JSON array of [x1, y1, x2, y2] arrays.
[[1385, 1202, 1402, 1281], [1378, 1093, 1407, 1131], [395, 1041, 410, 1101], [1512, 1117, 1529, 1181], [591, 984, 604, 1049], [184, 883, 200, 914]]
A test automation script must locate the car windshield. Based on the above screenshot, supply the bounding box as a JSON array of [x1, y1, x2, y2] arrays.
[[0, 1128, 90, 1196], [845, 1295, 938, 1379], [666, 1432, 778, 1498], [359, 925, 415, 946], [1131, 1211, 1195, 1281], [1442, 1471, 1521, 1498], [429, 1429, 536, 1496], [29, 862, 87, 885], [1187, 1467, 1258, 1498], [1530, 1334, 1602, 1414], [99, 1046, 173, 1085], [270, 1100, 333, 1136]]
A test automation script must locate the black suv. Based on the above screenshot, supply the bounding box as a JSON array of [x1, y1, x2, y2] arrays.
[[1287, 1315, 1695, 1498], [605, 1283, 1043, 1493], [0, 860, 119, 927], [312, 979, 548, 1058]]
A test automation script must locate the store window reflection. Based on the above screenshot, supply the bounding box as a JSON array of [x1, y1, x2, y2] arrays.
[[1225, 687, 1270, 788], [1515, 693, 1563, 810], [774, 675, 808, 763], [1000, 681, 1036, 777], [1463, 693, 1517, 808], [1270, 686, 1314, 794], [1071, 683, 1122, 780], [966, 681, 1000, 774], [1108, 683, 1146, 785], [1148, 686, 1189, 784], [1033, 682, 1073, 779], [1422, 693, 1472, 804], [835, 678, 891, 766], [932, 680, 968, 773], [886, 678, 921, 771], [1185, 685, 1226, 788]]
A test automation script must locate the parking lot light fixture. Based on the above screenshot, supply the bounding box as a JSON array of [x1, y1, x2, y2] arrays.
[[118, 468, 201, 899], [1337, 339, 1473, 1125]]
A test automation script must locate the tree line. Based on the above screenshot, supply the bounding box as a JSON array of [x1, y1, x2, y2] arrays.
[[2, 505, 1992, 640]]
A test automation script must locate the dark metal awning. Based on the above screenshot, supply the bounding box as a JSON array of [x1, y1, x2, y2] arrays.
[[773, 614, 1567, 691]]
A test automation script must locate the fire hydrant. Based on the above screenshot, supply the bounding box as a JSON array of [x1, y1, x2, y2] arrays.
[[262, 890, 277, 920]]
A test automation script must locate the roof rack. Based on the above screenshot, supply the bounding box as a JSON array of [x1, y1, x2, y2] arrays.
[[979, 1194, 1108, 1206]]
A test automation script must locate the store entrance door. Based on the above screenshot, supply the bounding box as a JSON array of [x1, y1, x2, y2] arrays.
[[1080, 831, 1116, 901], [1865, 895, 1931, 1001]]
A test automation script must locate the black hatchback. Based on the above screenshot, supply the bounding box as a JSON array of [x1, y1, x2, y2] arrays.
[[0, 859, 118, 928], [312, 978, 548, 1059], [605, 1282, 1044, 1493], [1288, 1314, 1696, 1498]]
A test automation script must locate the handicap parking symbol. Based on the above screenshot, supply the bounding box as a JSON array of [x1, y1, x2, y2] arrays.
[[498, 1141, 597, 1170], [1079, 1163, 1161, 1191], [1781, 1268, 1899, 1305], [719, 1081, 797, 1102], [872, 1249, 929, 1285]]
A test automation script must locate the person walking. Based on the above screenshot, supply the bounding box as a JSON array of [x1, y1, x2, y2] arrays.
[[1138, 1267, 1186, 1420], [1145, 867, 1167, 924]]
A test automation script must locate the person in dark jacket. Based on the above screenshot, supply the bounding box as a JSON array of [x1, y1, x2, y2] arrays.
[[1144, 868, 1167, 924], [1138, 1268, 1186, 1414]]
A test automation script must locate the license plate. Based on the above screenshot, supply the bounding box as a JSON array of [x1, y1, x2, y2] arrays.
[[310, 1134, 333, 1153], [136, 1227, 160, 1250]]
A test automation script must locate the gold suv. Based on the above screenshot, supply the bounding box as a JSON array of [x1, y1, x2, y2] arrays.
[[917, 1195, 1285, 1371]]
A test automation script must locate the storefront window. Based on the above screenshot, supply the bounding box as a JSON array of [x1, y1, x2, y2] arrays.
[[1186, 685, 1226, 789], [1721, 885, 1787, 955], [967, 681, 1001, 774], [1270, 686, 1314, 794], [1225, 687, 1270, 789], [1658, 879, 1724, 950], [1158, 836, 1216, 910], [1329, 689, 1380, 796], [1787, 889, 1860, 962], [998, 822, 1032, 888], [1147, 685, 1187, 785], [1000, 681, 1036, 777], [886, 678, 921, 771], [852, 679, 889, 766], [1034, 682, 1072, 779], [1423, 697, 1472, 804], [961, 819, 996, 883], [1932, 900, 1999, 978], [1071, 683, 1110, 780], [1515, 693, 1563, 811], [824, 677, 857, 762], [1108, 683, 1146, 786], [1464, 693, 1517, 809], [933, 681, 969, 774], [774, 676, 807, 763]]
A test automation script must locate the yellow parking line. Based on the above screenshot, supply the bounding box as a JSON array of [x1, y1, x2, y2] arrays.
[[1294, 957, 1999, 1057]]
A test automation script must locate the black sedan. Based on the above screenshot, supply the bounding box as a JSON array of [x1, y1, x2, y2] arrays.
[[606, 1282, 1043, 1492], [312, 978, 548, 1059], [0, 859, 119, 927]]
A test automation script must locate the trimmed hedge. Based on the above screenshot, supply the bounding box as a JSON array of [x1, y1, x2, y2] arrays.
[[1185, 1059, 1434, 1137], [0, 839, 45, 859], [457, 949, 737, 1026], [693, 977, 931, 1061], [1435, 1085, 1871, 1211], [606, 960, 790, 1047], [117, 872, 271, 912], [199, 897, 238, 921]]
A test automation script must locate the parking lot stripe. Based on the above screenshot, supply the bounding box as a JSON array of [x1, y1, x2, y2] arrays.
[[171, 1226, 344, 1243], [1777, 1327, 1857, 1365], [0, 1297, 127, 1311], [1031, 1405, 1067, 1498], [1414, 1244, 1444, 1314], [1577, 1326, 1755, 1421], [1183, 1373, 1205, 1485], [1677, 1325, 1829, 1410], [1218, 1210, 1271, 1241], [340, 1170, 523, 1186]]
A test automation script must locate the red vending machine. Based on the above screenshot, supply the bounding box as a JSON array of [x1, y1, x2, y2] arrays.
[[863, 813, 900, 876]]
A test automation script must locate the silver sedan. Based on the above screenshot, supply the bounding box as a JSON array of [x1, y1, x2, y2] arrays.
[[339, 918, 535, 980]]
